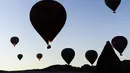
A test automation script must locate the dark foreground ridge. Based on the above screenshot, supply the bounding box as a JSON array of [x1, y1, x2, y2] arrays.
[[0, 61, 129, 73], [0, 41, 130, 73]]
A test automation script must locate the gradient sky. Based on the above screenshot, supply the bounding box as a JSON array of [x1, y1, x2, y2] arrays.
[[0, 0, 130, 71]]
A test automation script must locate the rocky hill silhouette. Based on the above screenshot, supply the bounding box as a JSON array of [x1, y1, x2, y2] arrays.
[[0, 41, 130, 73], [23, 64, 95, 72], [0, 61, 129, 73], [41, 64, 81, 72]]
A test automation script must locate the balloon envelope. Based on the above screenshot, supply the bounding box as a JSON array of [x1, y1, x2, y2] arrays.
[[61, 48, 75, 65], [37, 53, 43, 61], [30, 0, 67, 47], [10, 36, 19, 47], [105, 0, 121, 13], [111, 36, 128, 56], [85, 50, 98, 66], [17, 54, 23, 60]]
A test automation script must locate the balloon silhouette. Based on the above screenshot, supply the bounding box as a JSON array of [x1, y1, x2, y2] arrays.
[[105, 0, 121, 13], [111, 36, 128, 56], [85, 50, 98, 66], [10, 36, 19, 47], [61, 48, 75, 65], [37, 53, 43, 61], [30, 0, 67, 49], [17, 54, 23, 60]]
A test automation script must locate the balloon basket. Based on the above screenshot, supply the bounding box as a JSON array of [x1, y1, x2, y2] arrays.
[[120, 53, 123, 56], [47, 45, 51, 49], [113, 11, 116, 13]]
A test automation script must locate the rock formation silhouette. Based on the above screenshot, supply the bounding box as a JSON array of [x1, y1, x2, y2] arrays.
[[96, 41, 123, 73]]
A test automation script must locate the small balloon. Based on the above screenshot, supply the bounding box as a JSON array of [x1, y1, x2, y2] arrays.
[[105, 0, 121, 13], [17, 54, 23, 60], [111, 36, 128, 56], [85, 50, 98, 66], [10, 36, 19, 47], [37, 53, 43, 61], [61, 48, 75, 65]]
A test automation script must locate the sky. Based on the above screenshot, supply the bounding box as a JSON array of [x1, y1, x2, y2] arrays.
[[0, 0, 130, 71]]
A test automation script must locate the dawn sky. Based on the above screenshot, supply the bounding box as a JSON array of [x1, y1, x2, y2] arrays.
[[0, 0, 130, 71]]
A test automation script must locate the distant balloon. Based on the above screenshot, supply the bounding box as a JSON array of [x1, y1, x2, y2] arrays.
[[85, 50, 98, 66], [105, 0, 121, 13], [61, 48, 75, 65], [17, 54, 23, 60], [37, 53, 43, 61], [30, 0, 67, 49], [111, 36, 128, 56], [10, 36, 19, 47]]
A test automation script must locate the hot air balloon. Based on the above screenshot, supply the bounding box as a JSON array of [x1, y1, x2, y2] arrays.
[[111, 36, 128, 56], [30, 0, 67, 49], [10, 36, 19, 47], [17, 54, 23, 60], [85, 50, 98, 66], [105, 0, 121, 13], [37, 53, 43, 61], [61, 48, 75, 65]]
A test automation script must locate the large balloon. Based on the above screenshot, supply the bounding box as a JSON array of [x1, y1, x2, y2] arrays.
[[111, 36, 128, 56], [17, 54, 23, 60], [30, 0, 67, 49], [61, 48, 75, 65], [85, 50, 98, 66], [37, 53, 43, 61], [10, 36, 19, 47], [105, 0, 121, 13]]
